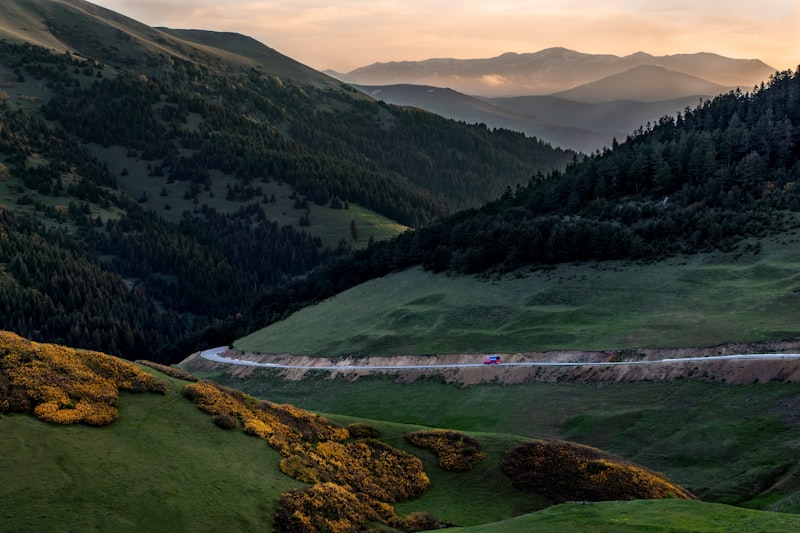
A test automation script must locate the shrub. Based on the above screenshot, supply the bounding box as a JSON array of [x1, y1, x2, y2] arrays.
[[0, 330, 167, 426], [347, 422, 380, 439], [274, 482, 383, 533], [212, 414, 237, 430], [394, 511, 452, 532], [255, 400, 349, 442], [501, 439, 695, 503], [405, 430, 486, 472], [280, 439, 429, 502], [180, 373, 439, 528]]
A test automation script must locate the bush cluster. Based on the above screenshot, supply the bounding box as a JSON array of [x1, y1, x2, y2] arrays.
[[501, 439, 695, 503], [181, 380, 435, 531], [404, 430, 486, 472], [0, 330, 167, 425], [135, 360, 198, 382], [212, 414, 237, 430], [281, 439, 429, 502], [347, 422, 380, 439], [274, 483, 450, 533]]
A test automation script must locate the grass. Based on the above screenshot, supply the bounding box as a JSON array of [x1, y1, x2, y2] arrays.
[[449, 500, 800, 532], [234, 230, 800, 357], [204, 370, 800, 512], [321, 414, 546, 526], [0, 376, 306, 532]]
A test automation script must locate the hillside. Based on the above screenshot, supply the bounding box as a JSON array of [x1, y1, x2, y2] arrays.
[[0, 0, 572, 362], [243, 68, 800, 337], [356, 83, 709, 152], [1, 332, 713, 531], [355, 84, 616, 153]]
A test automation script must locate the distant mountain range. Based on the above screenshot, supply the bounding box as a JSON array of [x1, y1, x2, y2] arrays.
[[331, 49, 777, 152], [328, 48, 776, 97], [354, 84, 705, 153]]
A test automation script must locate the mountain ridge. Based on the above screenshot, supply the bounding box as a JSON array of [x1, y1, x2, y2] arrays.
[[551, 64, 731, 103], [332, 48, 776, 97]]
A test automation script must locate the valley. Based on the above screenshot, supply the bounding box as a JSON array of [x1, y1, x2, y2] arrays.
[[0, 1, 799, 532]]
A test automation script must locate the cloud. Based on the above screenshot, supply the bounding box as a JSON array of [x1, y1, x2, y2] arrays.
[[480, 74, 510, 87]]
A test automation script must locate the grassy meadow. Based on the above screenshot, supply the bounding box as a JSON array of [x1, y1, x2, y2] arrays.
[[450, 500, 800, 532], [235, 228, 800, 357], [202, 371, 800, 515], [0, 374, 306, 532]]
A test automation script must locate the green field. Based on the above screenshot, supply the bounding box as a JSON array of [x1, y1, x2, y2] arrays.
[[235, 230, 800, 357], [6, 366, 800, 531], [450, 500, 800, 532], [0, 376, 306, 532], [204, 371, 800, 514]]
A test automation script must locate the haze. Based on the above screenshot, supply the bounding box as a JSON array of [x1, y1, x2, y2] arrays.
[[91, 0, 798, 74]]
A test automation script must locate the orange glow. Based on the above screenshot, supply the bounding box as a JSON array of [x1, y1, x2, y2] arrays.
[[92, 1, 798, 73]]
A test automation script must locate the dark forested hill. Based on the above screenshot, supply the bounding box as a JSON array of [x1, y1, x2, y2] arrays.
[[0, 0, 572, 361], [248, 68, 800, 331]]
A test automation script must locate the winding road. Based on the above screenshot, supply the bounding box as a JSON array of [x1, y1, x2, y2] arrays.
[[199, 347, 800, 371]]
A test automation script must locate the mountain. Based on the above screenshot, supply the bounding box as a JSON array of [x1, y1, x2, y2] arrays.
[[552, 64, 731, 103], [332, 48, 776, 97], [245, 68, 800, 332], [338, 51, 776, 152], [355, 83, 708, 152], [354, 83, 612, 153], [0, 0, 573, 362]]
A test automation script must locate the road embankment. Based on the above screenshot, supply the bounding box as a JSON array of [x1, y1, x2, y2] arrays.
[[180, 339, 800, 385]]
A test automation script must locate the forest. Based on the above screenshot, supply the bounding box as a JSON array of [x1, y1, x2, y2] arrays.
[[0, 35, 570, 362], [248, 68, 800, 332]]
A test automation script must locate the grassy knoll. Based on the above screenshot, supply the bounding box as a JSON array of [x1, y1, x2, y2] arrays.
[[322, 415, 548, 526], [0, 378, 305, 532], [234, 231, 800, 357], [449, 500, 800, 532], [205, 370, 800, 512]]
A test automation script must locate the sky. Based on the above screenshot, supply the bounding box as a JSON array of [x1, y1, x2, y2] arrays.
[[90, 0, 799, 73]]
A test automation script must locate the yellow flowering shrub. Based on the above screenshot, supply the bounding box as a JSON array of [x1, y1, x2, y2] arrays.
[[180, 379, 442, 531], [405, 430, 486, 472], [256, 400, 349, 443], [0, 330, 167, 426], [273, 482, 447, 533], [279, 439, 429, 502], [273, 482, 379, 533], [501, 439, 695, 502]]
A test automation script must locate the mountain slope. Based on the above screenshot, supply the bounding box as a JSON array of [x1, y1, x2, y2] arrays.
[[243, 68, 800, 338], [552, 64, 731, 103], [0, 0, 573, 362], [355, 83, 611, 152], [356, 83, 712, 152]]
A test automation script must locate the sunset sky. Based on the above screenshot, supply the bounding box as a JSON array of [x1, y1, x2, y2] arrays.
[[91, 0, 799, 73]]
